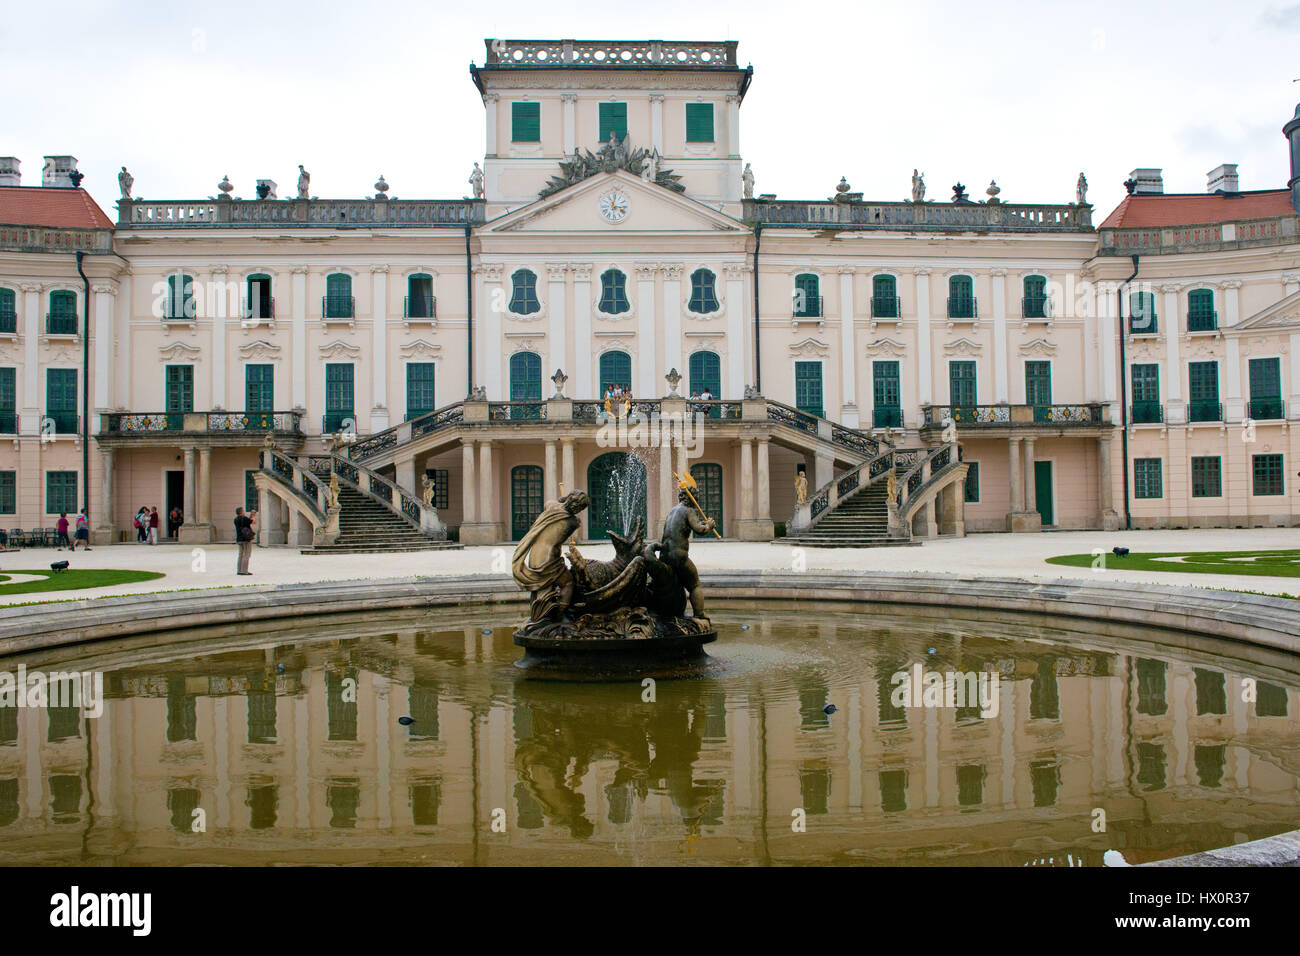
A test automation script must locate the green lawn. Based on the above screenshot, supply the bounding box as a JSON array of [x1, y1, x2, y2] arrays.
[[1046, 549, 1300, 579], [0, 568, 165, 597]]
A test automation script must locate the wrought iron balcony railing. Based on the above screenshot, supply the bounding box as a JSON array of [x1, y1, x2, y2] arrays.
[[102, 411, 303, 434], [404, 295, 436, 319], [1187, 310, 1218, 332], [947, 297, 978, 319], [870, 295, 900, 319], [1248, 398, 1284, 420], [322, 295, 354, 320], [1022, 295, 1051, 319], [45, 313, 78, 335], [1188, 401, 1223, 423], [793, 295, 822, 319], [1128, 313, 1158, 335], [243, 297, 276, 320], [1130, 401, 1163, 424], [45, 411, 79, 434], [921, 403, 1108, 427]]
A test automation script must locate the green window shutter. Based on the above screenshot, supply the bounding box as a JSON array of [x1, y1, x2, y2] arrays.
[[0, 289, 15, 333], [871, 275, 898, 317], [1188, 361, 1220, 421], [794, 362, 823, 417], [1131, 364, 1160, 403], [948, 275, 975, 318], [1188, 289, 1216, 331], [598, 269, 630, 314], [48, 291, 77, 333], [406, 363, 436, 419], [599, 351, 632, 396], [512, 102, 541, 142], [1025, 361, 1052, 407], [598, 102, 627, 141], [1023, 275, 1048, 318], [685, 102, 714, 142], [46, 368, 76, 433], [509, 352, 542, 402], [794, 274, 820, 317], [511, 465, 545, 541], [689, 351, 721, 410], [46, 471, 77, 514], [688, 269, 719, 313], [0, 367, 13, 434], [509, 270, 540, 315], [245, 364, 273, 413], [324, 363, 355, 432], [1248, 357, 1283, 419], [949, 361, 977, 408], [0, 471, 14, 514], [689, 462, 724, 529], [1130, 291, 1157, 333], [165, 365, 194, 414]]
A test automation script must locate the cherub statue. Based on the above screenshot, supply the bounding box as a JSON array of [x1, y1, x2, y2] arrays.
[[327, 473, 340, 510]]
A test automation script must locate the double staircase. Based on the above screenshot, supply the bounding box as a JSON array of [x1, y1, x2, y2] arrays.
[[302, 485, 461, 555], [783, 483, 918, 548]]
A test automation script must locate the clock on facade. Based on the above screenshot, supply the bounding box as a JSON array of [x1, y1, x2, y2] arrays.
[[599, 191, 629, 223]]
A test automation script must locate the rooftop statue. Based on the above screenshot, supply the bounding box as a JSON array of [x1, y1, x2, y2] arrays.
[[297, 165, 310, 199], [118, 166, 133, 201], [911, 168, 925, 203], [469, 162, 484, 199], [742, 163, 755, 199], [1076, 172, 1088, 205]]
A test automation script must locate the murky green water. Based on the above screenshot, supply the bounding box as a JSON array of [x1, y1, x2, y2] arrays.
[[1, 602, 1297, 865]]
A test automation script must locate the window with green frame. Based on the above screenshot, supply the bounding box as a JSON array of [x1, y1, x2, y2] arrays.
[[424, 469, 449, 510], [1252, 454, 1284, 496], [685, 102, 714, 142], [511, 101, 540, 142], [964, 461, 980, 502], [245, 470, 258, 514], [1191, 456, 1222, 498], [687, 269, 719, 313], [1129, 290, 1157, 334], [947, 275, 975, 319], [871, 274, 898, 318], [599, 351, 631, 396], [166, 273, 195, 319], [949, 360, 977, 411], [794, 361, 823, 417], [1135, 658, 1168, 715], [323, 363, 354, 433], [793, 273, 820, 317], [247, 690, 277, 743], [1025, 361, 1052, 421], [406, 363, 436, 420], [1188, 361, 1221, 422], [246, 274, 272, 320], [325, 669, 358, 741], [1022, 274, 1048, 318], [46, 368, 77, 433], [245, 364, 273, 417], [509, 269, 541, 315], [690, 462, 724, 529], [598, 102, 627, 141], [0, 471, 14, 514], [511, 465, 544, 541], [1133, 458, 1163, 499], [509, 352, 542, 418], [872, 361, 902, 428], [598, 269, 630, 314], [0, 288, 15, 333], [0, 367, 14, 433], [165, 365, 193, 428], [1248, 357, 1283, 419], [1131, 363, 1161, 423], [46, 471, 77, 514], [324, 273, 352, 319], [1187, 288, 1216, 331], [47, 290, 77, 334], [689, 350, 720, 397]]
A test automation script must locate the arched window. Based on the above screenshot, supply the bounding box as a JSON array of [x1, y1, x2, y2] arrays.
[[599, 351, 632, 397], [1129, 291, 1157, 334], [689, 462, 723, 530], [246, 274, 273, 321], [689, 350, 721, 417], [793, 273, 820, 317], [1022, 275, 1048, 319], [165, 273, 194, 320], [598, 269, 630, 314], [947, 275, 976, 319], [406, 273, 434, 319], [509, 269, 540, 315], [688, 269, 719, 313], [1187, 288, 1216, 332], [324, 273, 353, 319], [871, 274, 898, 318], [47, 290, 77, 334], [0, 288, 15, 334], [510, 465, 544, 541], [508, 351, 542, 419]]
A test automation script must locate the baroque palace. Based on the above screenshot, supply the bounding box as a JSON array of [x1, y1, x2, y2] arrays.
[[1, 39, 1299, 548]]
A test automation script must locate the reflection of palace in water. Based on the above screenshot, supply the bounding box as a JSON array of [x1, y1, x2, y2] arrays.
[[0, 611, 1296, 865]]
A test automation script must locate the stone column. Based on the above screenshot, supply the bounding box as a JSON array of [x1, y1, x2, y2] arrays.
[[561, 94, 577, 156], [1162, 284, 1183, 423], [461, 439, 477, 524], [661, 263, 683, 384], [1023, 437, 1037, 515], [291, 266, 308, 409], [257, 484, 272, 546], [560, 436, 575, 493], [92, 283, 116, 417], [481, 264, 504, 400], [991, 269, 1009, 403], [395, 456, 417, 497], [1222, 279, 1242, 328], [1006, 437, 1022, 530], [208, 267, 227, 410], [93, 447, 114, 544], [183, 446, 197, 524], [724, 263, 747, 397], [649, 94, 664, 154], [289, 508, 312, 547], [914, 268, 932, 404], [838, 266, 858, 427], [635, 263, 657, 395], [546, 263, 567, 383], [371, 265, 389, 431], [659, 435, 675, 524], [739, 438, 755, 522], [814, 452, 833, 491], [483, 92, 499, 158], [478, 441, 498, 538], [572, 264, 593, 398], [198, 447, 212, 525], [1224, 336, 1243, 422], [544, 440, 558, 503], [1098, 435, 1119, 530], [756, 437, 772, 521]]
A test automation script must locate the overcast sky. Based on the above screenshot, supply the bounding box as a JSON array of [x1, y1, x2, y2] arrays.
[[4, 0, 1298, 218]]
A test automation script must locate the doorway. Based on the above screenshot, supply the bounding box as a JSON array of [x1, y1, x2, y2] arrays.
[[1034, 460, 1054, 527], [165, 470, 184, 539]]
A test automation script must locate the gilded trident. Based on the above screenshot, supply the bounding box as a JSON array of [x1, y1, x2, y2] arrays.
[[674, 470, 722, 539]]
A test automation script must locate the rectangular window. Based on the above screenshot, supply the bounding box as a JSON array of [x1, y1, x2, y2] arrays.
[[1190, 456, 1222, 498], [794, 362, 823, 418], [245, 470, 258, 514], [406, 363, 436, 421], [46, 368, 77, 433], [1134, 458, 1162, 499], [165, 365, 194, 423], [1252, 454, 1284, 496], [0, 471, 14, 514], [949, 361, 977, 409], [685, 102, 714, 142], [598, 102, 627, 141], [1188, 361, 1220, 422], [246, 364, 273, 413], [964, 461, 980, 503], [1130, 363, 1161, 423], [1025, 360, 1052, 421], [511, 101, 540, 142], [0, 367, 13, 433], [1136, 658, 1167, 715], [1248, 357, 1283, 419], [872, 361, 902, 428], [46, 471, 77, 514], [324, 363, 355, 434], [1129, 291, 1157, 334], [425, 469, 449, 510]]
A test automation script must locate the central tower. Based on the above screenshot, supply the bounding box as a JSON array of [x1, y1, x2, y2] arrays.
[[470, 39, 752, 218]]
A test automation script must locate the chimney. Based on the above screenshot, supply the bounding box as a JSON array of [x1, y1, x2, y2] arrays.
[[1128, 168, 1164, 195], [1207, 163, 1239, 193], [0, 158, 18, 187], [1285, 104, 1300, 215], [42, 155, 79, 187]]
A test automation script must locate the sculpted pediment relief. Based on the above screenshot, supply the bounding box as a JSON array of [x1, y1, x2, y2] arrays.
[[318, 340, 361, 360], [943, 336, 983, 356], [159, 342, 202, 363], [399, 339, 442, 359], [1018, 337, 1057, 356], [789, 337, 830, 357], [864, 337, 906, 357], [1235, 289, 1300, 331], [238, 339, 282, 361]]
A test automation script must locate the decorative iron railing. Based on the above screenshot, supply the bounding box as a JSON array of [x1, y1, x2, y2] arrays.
[[207, 411, 301, 432], [1248, 398, 1285, 420], [830, 422, 880, 458], [489, 401, 548, 421], [1130, 402, 1163, 424], [766, 401, 819, 435], [923, 405, 1010, 426]]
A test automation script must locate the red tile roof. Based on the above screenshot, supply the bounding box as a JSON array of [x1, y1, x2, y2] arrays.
[[1100, 189, 1295, 229], [0, 186, 114, 230]]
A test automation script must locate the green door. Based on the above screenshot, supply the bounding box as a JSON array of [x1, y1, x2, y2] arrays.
[[324, 363, 354, 433], [245, 364, 273, 428], [510, 465, 543, 541], [1025, 361, 1052, 422], [689, 462, 723, 529], [46, 368, 77, 433], [689, 351, 721, 417], [586, 452, 647, 542], [406, 362, 436, 421], [949, 361, 977, 418], [794, 361, 823, 418], [1034, 460, 1054, 526]]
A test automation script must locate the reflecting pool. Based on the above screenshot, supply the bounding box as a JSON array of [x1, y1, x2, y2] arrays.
[[1, 602, 1297, 865]]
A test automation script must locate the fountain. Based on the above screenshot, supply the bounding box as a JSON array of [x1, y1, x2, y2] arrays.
[[510, 473, 717, 680]]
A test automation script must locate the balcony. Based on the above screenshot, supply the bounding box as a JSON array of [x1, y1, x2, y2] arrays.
[[1249, 398, 1285, 420], [0, 309, 15, 334], [44, 411, 79, 434], [793, 295, 822, 319], [1188, 401, 1223, 423], [322, 296, 354, 321], [920, 403, 1110, 432], [1022, 295, 1051, 319], [870, 295, 900, 319], [323, 410, 355, 434], [1130, 401, 1164, 424], [1128, 313, 1158, 335], [947, 297, 978, 320], [244, 298, 276, 321], [99, 410, 305, 446], [0, 411, 16, 433], [404, 295, 436, 320], [45, 312, 78, 335], [1187, 309, 1218, 333], [872, 406, 903, 429]]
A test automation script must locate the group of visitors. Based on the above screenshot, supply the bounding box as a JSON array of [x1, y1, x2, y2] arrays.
[[602, 383, 633, 418], [55, 509, 92, 551], [688, 386, 715, 415], [133, 506, 160, 544]]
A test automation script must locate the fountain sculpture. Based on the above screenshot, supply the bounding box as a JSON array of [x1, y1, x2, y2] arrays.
[[511, 474, 718, 680]]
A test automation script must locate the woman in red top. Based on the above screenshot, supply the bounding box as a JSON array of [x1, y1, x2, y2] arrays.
[[55, 513, 71, 550], [148, 507, 160, 545]]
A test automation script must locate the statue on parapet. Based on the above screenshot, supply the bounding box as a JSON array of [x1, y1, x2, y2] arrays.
[[1076, 172, 1088, 205], [469, 162, 484, 199], [297, 165, 310, 199], [118, 166, 133, 200], [911, 168, 926, 203], [742, 163, 755, 199]]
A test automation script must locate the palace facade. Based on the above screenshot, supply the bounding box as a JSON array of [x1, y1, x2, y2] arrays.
[[1, 40, 1299, 546]]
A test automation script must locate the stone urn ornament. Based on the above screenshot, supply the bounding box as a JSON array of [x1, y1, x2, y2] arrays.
[[374, 175, 389, 200], [665, 368, 682, 396], [218, 175, 233, 197], [550, 368, 568, 398]]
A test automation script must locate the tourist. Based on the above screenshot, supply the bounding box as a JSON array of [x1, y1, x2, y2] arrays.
[[71, 509, 91, 551], [169, 505, 183, 539], [135, 507, 148, 542], [148, 507, 160, 545], [234, 507, 257, 575], [55, 512, 71, 550]]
